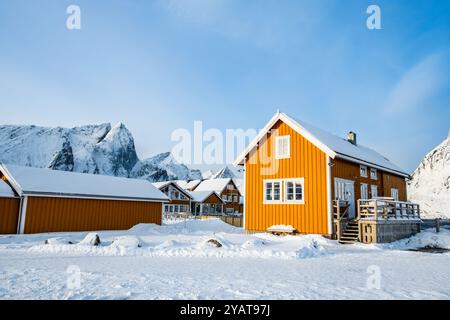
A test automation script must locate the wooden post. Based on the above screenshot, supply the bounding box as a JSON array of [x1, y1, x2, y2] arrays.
[[374, 200, 378, 221], [436, 218, 440, 233]]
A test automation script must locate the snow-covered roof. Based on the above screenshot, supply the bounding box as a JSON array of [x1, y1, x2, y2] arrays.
[[189, 190, 223, 203], [194, 178, 236, 194], [0, 164, 169, 202], [151, 181, 172, 189], [233, 178, 244, 195], [151, 181, 193, 199], [234, 112, 409, 177], [0, 180, 15, 197], [176, 179, 202, 190]]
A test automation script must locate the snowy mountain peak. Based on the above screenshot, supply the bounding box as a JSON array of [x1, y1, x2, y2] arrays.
[[131, 152, 202, 182], [408, 133, 450, 218], [202, 170, 214, 179], [0, 123, 201, 183], [210, 166, 236, 179]]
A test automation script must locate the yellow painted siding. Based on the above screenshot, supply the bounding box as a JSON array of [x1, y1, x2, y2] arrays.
[[24, 196, 163, 234], [0, 197, 20, 234], [245, 120, 329, 234]]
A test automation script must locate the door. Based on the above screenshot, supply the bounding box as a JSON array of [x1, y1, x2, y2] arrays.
[[334, 178, 356, 218]]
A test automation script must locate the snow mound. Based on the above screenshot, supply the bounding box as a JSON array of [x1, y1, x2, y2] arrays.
[[267, 225, 296, 233], [385, 229, 450, 250], [44, 237, 73, 245], [111, 236, 142, 248], [241, 238, 267, 249], [78, 233, 100, 246], [127, 223, 161, 234], [295, 237, 328, 258]]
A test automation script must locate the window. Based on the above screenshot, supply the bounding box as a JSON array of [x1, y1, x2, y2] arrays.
[[222, 195, 227, 201], [371, 185, 378, 198], [284, 179, 304, 203], [275, 135, 290, 159], [370, 168, 377, 180], [360, 183, 368, 200], [227, 184, 234, 190], [264, 178, 304, 204], [227, 195, 233, 202], [391, 188, 399, 201], [360, 165, 368, 177], [264, 180, 282, 203], [233, 195, 239, 203]]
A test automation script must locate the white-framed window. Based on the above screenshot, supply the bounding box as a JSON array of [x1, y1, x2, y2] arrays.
[[227, 195, 233, 202], [360, 183, 368, 200], [391, 188, 399, 201], [275, 135, 290, 159], [284, 178, 305, 204], [264, 179, 282, 203], [371, 185, 378, 198], [227, 184, 234, 190], [233, 195, 239, 202], [370, 168, 377, 180], [263, 178, 305, 204], [360, 165, 368, 177]]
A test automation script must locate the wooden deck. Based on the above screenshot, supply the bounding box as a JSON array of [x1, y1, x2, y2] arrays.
[[333, 199, 421, 244]]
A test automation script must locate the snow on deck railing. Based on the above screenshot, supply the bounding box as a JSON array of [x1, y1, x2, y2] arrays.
[[357, 199, 421, 221]]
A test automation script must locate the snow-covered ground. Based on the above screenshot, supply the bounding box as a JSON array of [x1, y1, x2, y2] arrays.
[[0, 219, 449, 299]]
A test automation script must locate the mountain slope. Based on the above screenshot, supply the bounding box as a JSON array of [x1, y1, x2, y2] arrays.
[[0, 123, 200, 182], [131, 152, 201, 182], [210, 166, 237, 179], [408, 132, 450, 218]]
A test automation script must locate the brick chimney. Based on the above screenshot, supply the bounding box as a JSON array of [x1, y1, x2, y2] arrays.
[[347, 131, 357, 145]]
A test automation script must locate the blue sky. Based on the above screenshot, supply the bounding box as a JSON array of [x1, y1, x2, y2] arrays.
[[0, 0, 449, 173]]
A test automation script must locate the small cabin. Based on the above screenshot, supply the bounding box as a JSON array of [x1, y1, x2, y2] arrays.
[[193, 178, 242, 215], [234, 111, 421, 244], [0, 163, 168, 234], [152, 181, 193, 219], [189, 190, 225, 216]]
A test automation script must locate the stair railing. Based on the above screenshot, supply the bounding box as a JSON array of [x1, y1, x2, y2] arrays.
[[333, 200, 350, 240]]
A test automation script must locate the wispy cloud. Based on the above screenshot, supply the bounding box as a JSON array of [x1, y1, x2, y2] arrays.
[[384, 51, 448, 114]]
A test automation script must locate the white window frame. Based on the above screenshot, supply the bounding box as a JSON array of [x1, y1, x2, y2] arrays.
[[284, 178, 305, 204], [275, 135, 290, 159], [360, 165, 368, 177], [360, 183, 368, 200], [391, 188, 399, 201], [371, 185, 378, 198], [263, 179, 283, 204], [370, 168, 377, 180]]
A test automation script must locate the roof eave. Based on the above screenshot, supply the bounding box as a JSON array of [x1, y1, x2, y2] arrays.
[[21, 190, 170, 202], [335, 153, 410, 178], [233, 112, 337, 166]]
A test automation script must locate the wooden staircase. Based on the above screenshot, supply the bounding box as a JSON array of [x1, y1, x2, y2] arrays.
[[338, 220, 359, 244]]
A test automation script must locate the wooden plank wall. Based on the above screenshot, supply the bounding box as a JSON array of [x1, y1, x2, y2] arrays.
[[24, 197, 163, 234], [0, 197, 20, 234], [331, 158, 407, 201], [245, 120, 329, 235]]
